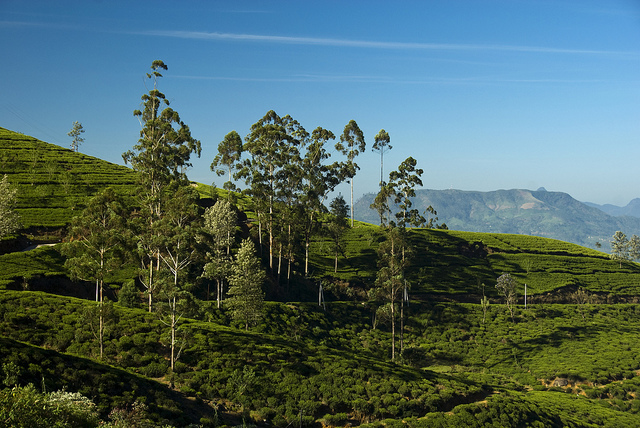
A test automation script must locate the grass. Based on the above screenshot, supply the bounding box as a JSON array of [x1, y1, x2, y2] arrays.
[[0, 245, 67, 288], [0, 127, 137, 228], [4, 127, 640, 426], [307, 226, 640, 298], [3, 289, 640, 426]]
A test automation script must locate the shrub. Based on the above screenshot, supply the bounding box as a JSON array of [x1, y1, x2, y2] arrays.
[[141, 361, 168, 378]]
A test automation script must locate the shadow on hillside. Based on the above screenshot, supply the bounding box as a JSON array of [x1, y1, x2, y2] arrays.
[[0, 337, 216, 425], [346, 247, 377, 268]]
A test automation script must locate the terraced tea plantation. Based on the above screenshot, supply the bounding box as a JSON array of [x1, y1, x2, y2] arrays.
[[0, 127, 137, 230], [309, 226, 640, 299], [3, 127, 640, 427]]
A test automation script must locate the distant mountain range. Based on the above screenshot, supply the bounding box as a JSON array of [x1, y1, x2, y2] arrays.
[[585, 198, 640, 218], [354, 188, 640, 249]]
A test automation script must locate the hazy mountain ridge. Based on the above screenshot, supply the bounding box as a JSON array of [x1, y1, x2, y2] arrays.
[[585, 198, 640, 218], [354, 188, 640, 248]]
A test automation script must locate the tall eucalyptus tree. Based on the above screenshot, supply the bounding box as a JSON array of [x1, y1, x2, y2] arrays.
[[336, 120, 366, 227], [122, 60, 201, 312], [228, 238, 266, 330], [300, 127, 347, 275], [240, 110, 300, 271], [61, 188, 128, 359], [328, 195, 349, 273], [68, 121, 85, 153], [157, 185, 201, 379], [389, 156, 426, 230], [372, 129, 391, 189]]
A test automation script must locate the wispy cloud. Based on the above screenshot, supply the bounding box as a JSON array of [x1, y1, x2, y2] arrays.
[[3, 19, 636, 57], [138, 29, 637, 56], [173, 73, 609, 85], [173, 73, 392, 83]]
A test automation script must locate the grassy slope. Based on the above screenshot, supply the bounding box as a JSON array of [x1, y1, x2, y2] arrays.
[[2, 129, 640, 426], [1, 291, 640, 426], [0, 127, 137, 230], [309, 225, 640, 297]]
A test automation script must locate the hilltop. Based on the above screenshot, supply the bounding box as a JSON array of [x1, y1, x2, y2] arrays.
[[0, 127, 137, 234], [354, 188, 640, 248]]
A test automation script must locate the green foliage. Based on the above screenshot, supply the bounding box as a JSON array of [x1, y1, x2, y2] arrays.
[[336, 119, 366, 226], [7, 124, 640, 427], [68, 121, 85, 153], [327, 195, 349, 272], [0, 384, 100, 428], [61, 188, 129, 288], [227, 238, 266, 330], [610, 230, 629, 267], [0, 174, 21, 239], [4, 289, 640, 425], [495, 272, 517, 321], [211, 130, 243, 191]]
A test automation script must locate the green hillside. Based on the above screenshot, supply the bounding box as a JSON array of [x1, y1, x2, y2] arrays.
[[0, 127, 137, 231], [309, 226, 640, 298], [3, 128, 640, 426]]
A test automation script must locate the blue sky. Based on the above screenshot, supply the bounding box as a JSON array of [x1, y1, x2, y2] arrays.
[[1, 0, 639, 206]]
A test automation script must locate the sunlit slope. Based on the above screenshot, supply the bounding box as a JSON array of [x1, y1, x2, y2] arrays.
[[310, 226, 640, 297], [0, 127, 137, 228]]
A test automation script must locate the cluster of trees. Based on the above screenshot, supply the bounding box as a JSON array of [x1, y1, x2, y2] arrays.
[[60, 59, 430, 366], [61, 61, 266, 376], [610, 230, 640, 267], [8, 59, 443, 364], [211, 111, 370, 283]]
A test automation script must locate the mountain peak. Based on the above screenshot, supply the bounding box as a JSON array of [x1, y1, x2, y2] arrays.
[[355, 188, 640, 249]]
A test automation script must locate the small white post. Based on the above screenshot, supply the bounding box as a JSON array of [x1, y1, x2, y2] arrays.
[[524, 283, 527, 309]]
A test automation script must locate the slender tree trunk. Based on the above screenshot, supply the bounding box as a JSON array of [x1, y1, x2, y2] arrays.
[[269, 178, 274, 270], [99, 256, 104, 360], [380, 151, 384, 189], [305, 238, 310, 275], [147, 257, 153, 312], [350, 179, 354, 227], [391, 300, 396, 361], [257, 216, 263, 256], [171, 296, 176, 372], [400, 295, 404, 356], [277, 244, 282, 285], [99, 282, 104, 360], [304, 211, 315, 276], [217, 279, 221, 309], [287, 223, 292, 283]]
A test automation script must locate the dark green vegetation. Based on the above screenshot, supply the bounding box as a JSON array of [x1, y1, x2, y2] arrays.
[[355, 188, 640, 249], [3, 126, 640, 427]]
